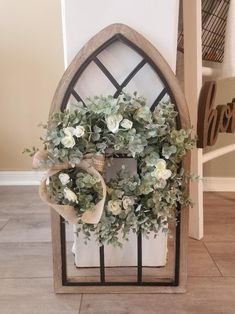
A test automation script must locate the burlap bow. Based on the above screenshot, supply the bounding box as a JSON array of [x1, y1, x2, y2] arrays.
[[33, 150, 106, 224]]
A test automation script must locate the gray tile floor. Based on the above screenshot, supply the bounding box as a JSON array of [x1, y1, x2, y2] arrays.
[[0, 187, 235, 314]]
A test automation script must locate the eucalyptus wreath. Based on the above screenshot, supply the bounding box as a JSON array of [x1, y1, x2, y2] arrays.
[[29, 93, 195, 246]]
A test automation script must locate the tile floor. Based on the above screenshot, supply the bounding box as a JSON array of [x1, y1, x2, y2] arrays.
[[0, 187, 235, 313]]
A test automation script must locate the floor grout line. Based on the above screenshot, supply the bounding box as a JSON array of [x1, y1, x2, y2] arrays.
[[78, 294, 83, 314], [0, 219, 10, 232], [0, 241, 53, 244], [204, 241, 235, 244], [0, 276, 53, 280], [202, 241, 224, 277], [188, 275, 235, 278], [188, 275, 225, 278]]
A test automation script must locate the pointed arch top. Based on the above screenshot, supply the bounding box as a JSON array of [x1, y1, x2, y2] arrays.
[[49, 23, 191, 293], [50, 23, 190, 130]]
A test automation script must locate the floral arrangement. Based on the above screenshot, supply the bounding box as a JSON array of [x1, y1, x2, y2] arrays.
[[28, 93, 195, 246]]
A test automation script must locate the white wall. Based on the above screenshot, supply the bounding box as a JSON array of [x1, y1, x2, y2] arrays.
[[61, 0, 179, 71], [222, 0, 235, 78], [61, 0, 180, 268]]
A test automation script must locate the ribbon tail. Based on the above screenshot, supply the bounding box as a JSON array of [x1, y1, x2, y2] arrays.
[[39, 171, 79, 224], [78, 160, 107, 224]]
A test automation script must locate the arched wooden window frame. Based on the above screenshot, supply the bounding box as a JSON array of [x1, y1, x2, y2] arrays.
[[50, 24, 191, 293]]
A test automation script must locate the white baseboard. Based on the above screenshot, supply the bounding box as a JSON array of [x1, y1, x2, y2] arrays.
[[0, 171, 44, 186], [0, 172, 235, 191], [203, 177, 235, 192]]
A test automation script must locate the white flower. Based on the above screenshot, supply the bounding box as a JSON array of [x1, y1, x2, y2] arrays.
[[154, 159, 172, 180], [61, 135, 75, 148], [63, 126, 85, 138], [63, 127, 75, 136], [107, 200, 122, 215], [59, 173, 70, 185], [64, 187, 78, 203], [122, 196, 135, 210], [106, 114, 123, 133], [74, 125, 85, 138], [154, 179, 167, 189], [120, 118, 133, 130]]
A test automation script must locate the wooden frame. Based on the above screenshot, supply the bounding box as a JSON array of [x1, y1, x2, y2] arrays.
[[50, 23, 191, 293]]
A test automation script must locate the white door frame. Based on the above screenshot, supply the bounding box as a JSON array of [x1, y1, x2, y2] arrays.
[[183, 0, 203, 240]]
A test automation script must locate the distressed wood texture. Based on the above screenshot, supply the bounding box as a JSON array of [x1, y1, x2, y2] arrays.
[[49, 23, 191, 294], [197, 80, 235, 148]]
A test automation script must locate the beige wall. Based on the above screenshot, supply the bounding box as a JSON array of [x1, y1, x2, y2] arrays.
[[1, 0, 234, 178], [0, 0, 64, 170], [203, 77, 235, 177]]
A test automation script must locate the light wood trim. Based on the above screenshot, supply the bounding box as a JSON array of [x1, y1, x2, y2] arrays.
[[50, 23, 191, 293], [202, 66, 220, 77], [54, 285, 186, 294], [50, 209, 63, 293], [203, 144, 235, 163], [183, 0, 203, 240], [179, 153, 190, 290]]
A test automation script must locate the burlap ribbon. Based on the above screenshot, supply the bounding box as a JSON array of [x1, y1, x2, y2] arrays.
[[33, 150, 106, 224]]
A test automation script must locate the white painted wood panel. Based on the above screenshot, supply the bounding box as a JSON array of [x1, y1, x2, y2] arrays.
[[183, 0, 203, 240], [61, 0, 180, 267]]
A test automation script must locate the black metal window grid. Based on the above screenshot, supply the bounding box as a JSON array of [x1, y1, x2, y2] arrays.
[[59, 33, 182, 287], [178, 0, 230, 63]]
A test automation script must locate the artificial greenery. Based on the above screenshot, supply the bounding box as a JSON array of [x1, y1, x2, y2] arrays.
[[32, 92, 195, 246]]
